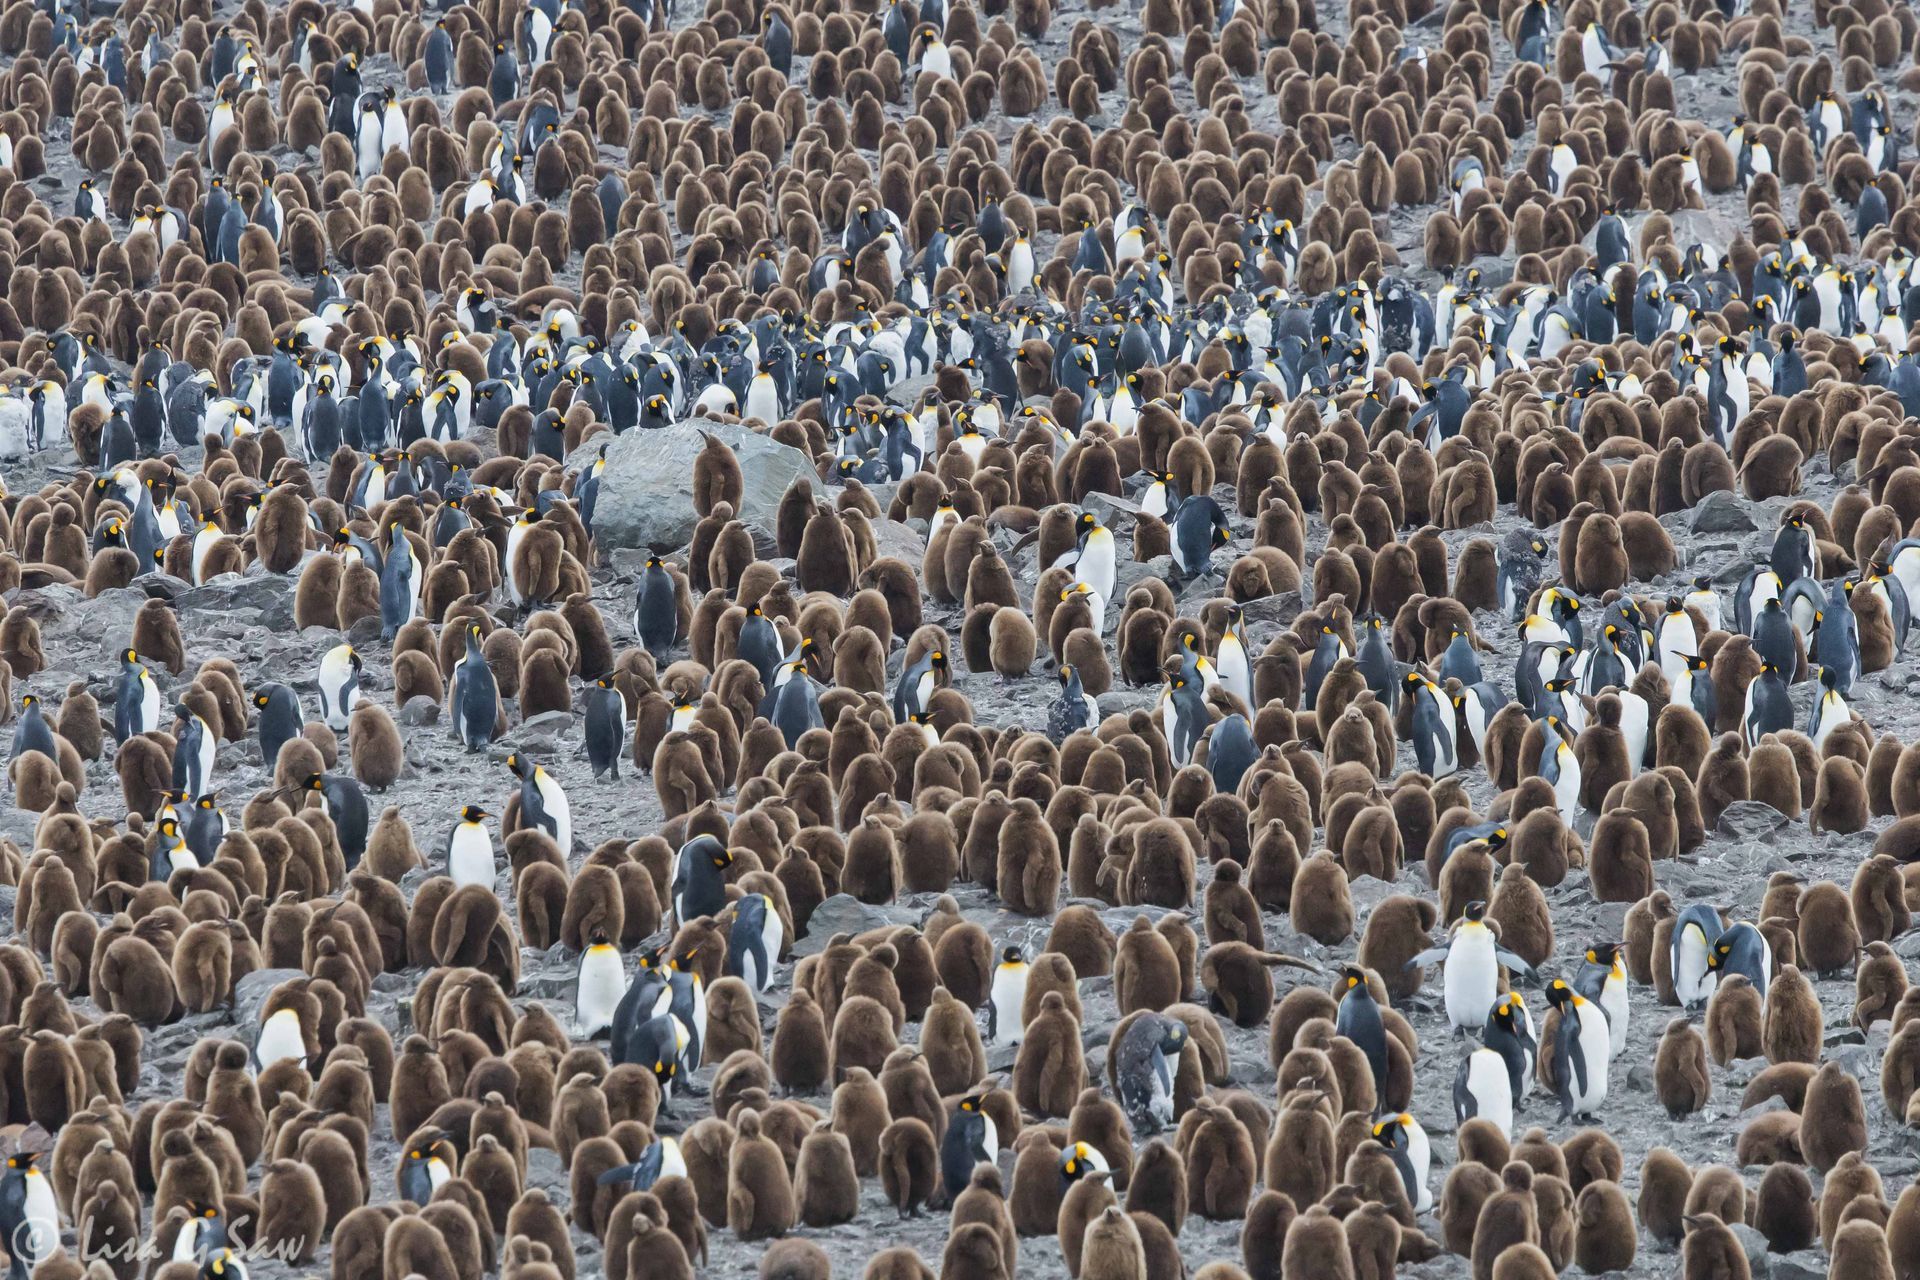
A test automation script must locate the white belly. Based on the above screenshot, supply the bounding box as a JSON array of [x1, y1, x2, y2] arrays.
[[1463, 1049, 1513, 1138], [574, 949, 626, 1037], [449, 825, 495, 889], [990, 967, 1028, 1047]]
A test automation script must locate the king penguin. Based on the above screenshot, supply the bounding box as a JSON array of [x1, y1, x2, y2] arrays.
[[1574, 942, 1629, 1059], [1373, 1114, 1433, 1212], [725, 893, 783, 992], [114, 648, 162, 743], [584, 675, 627, 780], [1335, 963, 1391, 1111], [1671, 904, 1723, 1008], [0, 1151, 58, 1279], [1405, 671, 1460, 778], [1543, 979, 1611, 1120], [450, 623, 499, 752], [989, 945, 1030, 1047], [940, 1094, 998, 1199], [506, 752, 571, 851], [672, 833, 733, 925], [447, 805, 496, 889], [573, 930, 626, 1038], [1405, 900, 1540, 1034], [1704, 920, 1772, 998], [317, 643, 362, 732]]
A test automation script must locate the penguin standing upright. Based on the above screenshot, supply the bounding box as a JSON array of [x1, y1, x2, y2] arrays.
[[447, 805, 496, 889], [397, 1133, 457, 1205], [1404, 900, 1540, 1033], [672, 833, 733, 924], [1670, 904, 1723, 1008], [114, 648, 163, 743], [893, 649, 948, 722], [506, 753, 571, 851], [1543, 978, 1611, 1120], [1113, 1012, 1191, 1133], [940, 1094, 998, 1199], [1335, 963, 1391, 1110], [1453, 1041, 1516, 1139], [574, 930, 626, 1038], [171, 703, 217, 799], [317, 643, 362, 732], [1807, 664, 1852, 750], [253, 684, 301, 768], [633, 556, 678, 659], [8, 696, 54, 764], [765, 658, 825, 746], [988, 945, 1030, 1047], [449, 624, 499, 752], [1047, 665, 1101, 743], [303, 772, 371, 868], [1215, 603, 1252, 706], [584, 675, 627, 780], [1540, 717, 1582, 821], [1163, 673, 1208, 764], [1744, 661, 1793, 747], [1405, 672, 1460, 778], [725, 893, 783, 992], [0, 1151, 58, 1278], [622, 1013, 695, 1111], [1373, 1114, 1433, 1212], [1574, 942, 1629, 1059], [1169, 493, 1231, 581]]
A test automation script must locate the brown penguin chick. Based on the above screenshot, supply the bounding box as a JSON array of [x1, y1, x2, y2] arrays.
[[879, 1117, 938, 1218], [1488, 1244, 1557, 1280], [1486, 862, 1552, 968], [728, 1110, 796, 1240], [1342, 1199, 1402, 1280], [1058, 1166, 1117, 1277], [693, 431, 745, 517], [132, 598, 186, 674], [1263, 1088, 1336, 1211], [1112, 917, 1183, 1016], [1853, 854, 1910, 943], [1470, 1163, 1540, 1280], [1795, 879, 1862, 976], [1801, 1058, 1868, 1174], [1079, 1205, 1147, 1280], [1357, 894, 1439, 1001], [772, 987, 831, 1094], [1287, 852, 1353, 945], [1819, 1150, 1883, 1248], [1014, 991, 1086, 1119], [1693, 733, 1749, 829], [1182, 1099, 1256, 1220], [1655, 1017, 1711, 1118], [1638, 1146, 1693, 1248], [794, 1121, 861, 1227], [1704, 974, 1763, 1065], [256, 1156, 327, 1262], [1280, 1203, 1353, 1279], [1856, 941, 1908, 1029], [1753, 1162, 1818, 1253], [919, 986, 987, 1097], [1763, 964, 1823, 1064], [1572, 1178, 1637, 1274], [1832, 1219, 1897, 1280], [1680, 1213, 1751, 1280], [347, 701, 404, 791]]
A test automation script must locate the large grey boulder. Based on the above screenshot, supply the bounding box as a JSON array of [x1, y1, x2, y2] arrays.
[[571, 418, 814, 553]]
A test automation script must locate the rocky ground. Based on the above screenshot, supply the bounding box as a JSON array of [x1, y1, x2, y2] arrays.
[[1, 0, 1916, 1275]]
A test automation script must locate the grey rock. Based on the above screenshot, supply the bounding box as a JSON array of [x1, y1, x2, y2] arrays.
[[1463, 255, 1514, 290], [173, 570, 294, 624], [792, 894, 922, 955], [1691, 490, 1759, 534], [1665, 209, 1747, 256], [400, 696, 441, 726], [1082, 491, 1143, 526], [574, 418, 814, 553], [870, 519, 924, 567], [1767, 1255, 1825, 1280], [1715, 801, 1792, 843], [1724, 1223, 1770, 1277]]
